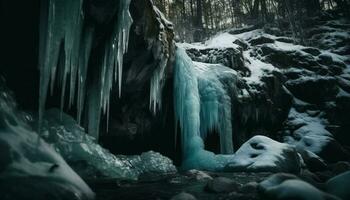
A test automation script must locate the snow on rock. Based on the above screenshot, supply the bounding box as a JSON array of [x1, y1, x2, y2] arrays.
[[178, 28, 278, 86], [38, 109, 177, 180], [225, 136, 301, 173], [0, 86, 94, 200], [283, 108, 333, 154], [243, 50, 276, 85], [259, 173, 340, 200]]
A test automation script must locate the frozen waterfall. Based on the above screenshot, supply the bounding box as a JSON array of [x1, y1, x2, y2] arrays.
[[38, 0, 133, 139], [174, 47, 236, 170]]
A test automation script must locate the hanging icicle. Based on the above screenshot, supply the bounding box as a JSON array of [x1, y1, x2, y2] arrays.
[[39, 0, 133, 139]]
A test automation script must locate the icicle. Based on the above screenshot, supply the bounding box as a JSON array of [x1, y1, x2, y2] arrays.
[[148, 11, 171, 115], [39, 0, 133, 139], [149, 56, 168, 114], [77, 26, 94, 124], [38, 0, 83, 131], [87, 82, 102, 139]]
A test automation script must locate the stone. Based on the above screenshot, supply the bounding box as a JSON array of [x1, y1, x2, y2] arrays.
[[206, 177, 241, 193], [170, 192, 197, 200]]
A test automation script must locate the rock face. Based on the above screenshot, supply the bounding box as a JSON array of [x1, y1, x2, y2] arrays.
[[180, 12, 350, 163], [225, 136, 301, 173]]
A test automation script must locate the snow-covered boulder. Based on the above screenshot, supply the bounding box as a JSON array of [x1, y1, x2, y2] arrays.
[[0, 87, 94, 200], [283, 108, 349, 162], [225, 136, 301, 173], [259, 173, 340, 200], [38, 109, 177, 180]]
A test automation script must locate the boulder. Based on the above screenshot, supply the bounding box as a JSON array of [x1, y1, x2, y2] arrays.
[[259, 173, 340, 200], [326, 171, 350, 200], [170, 192, 197, 200], [225, 136, 302, 173], [249, 36, 275, 46], [185, 170, 213, 181], [206, 177, 241, 193]]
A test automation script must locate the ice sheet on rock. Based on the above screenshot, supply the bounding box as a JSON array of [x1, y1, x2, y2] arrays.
[[284, 108, 332, 154], [174, 47, 235, 170], [194, 61, 236, 153], [0, 86, 94, 200], [225, 136, 301, 173], [39, 109, 176, 180]]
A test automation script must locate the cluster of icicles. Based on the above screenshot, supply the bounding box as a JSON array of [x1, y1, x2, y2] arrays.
[[38, 0, 236, 170], [38, 0, 132, 138]]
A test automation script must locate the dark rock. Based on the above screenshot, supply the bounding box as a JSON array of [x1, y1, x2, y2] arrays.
[[240, 182, 259, 193], [185, 170, 213, 181], [298, 149, 328, 172], [206, 177, 241, 193], [318, 139, 350, 163], [330, 162, 350, 175], [302, 47, 322, 56], [233, 39, 249, 50], [276, 37, 294, 43], [285, 77, 338, 104], [249, 36, 275, 46], [185, 47, 249, 76]]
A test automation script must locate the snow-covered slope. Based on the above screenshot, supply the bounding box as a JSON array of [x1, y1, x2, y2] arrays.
[[178, 15, 350, 162], [0, 85, 94, 200]]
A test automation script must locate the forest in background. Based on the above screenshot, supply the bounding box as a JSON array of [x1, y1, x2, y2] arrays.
[[154, 0, 350, 42]]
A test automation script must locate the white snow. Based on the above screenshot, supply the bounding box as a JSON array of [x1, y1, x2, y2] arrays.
[[226, 135, 300, 172], [243, 50, 276, 85], [0, 89, 95, 200], [178, 29, 280, 85], [284, 108, 332, 153]]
